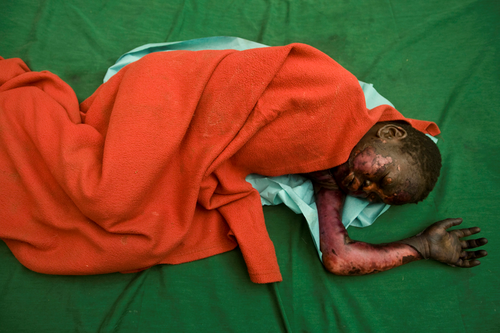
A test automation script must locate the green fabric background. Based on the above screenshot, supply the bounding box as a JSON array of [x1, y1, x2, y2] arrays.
[[1, 0, 498, 332]]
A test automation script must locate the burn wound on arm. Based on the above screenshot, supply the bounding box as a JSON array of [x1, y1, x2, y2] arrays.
[[316, 187, 422, 275]]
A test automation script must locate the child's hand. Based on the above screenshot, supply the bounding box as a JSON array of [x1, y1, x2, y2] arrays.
[[414, 218, 488, 267]]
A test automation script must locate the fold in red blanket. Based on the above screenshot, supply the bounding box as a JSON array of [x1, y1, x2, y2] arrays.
[[0, 44, 439, 283]]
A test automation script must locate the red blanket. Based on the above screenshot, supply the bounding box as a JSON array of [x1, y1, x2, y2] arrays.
[[0, 44, 439, 283]]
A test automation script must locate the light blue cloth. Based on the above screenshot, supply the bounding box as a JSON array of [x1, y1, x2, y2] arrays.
[[104, 37, 267, 82], [103, 36, 436, 259]]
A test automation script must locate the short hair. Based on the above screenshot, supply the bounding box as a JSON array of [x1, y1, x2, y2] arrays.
[[388, 121, 442, 203]]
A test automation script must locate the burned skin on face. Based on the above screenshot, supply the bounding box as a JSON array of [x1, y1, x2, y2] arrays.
[[352, 147, 392, 178], [332, 144, 422, 205]]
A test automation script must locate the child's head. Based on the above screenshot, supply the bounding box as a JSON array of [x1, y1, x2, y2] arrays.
[[331, 121, 442, 205]]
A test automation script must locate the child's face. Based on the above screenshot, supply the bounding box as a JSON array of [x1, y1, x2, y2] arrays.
[[332, 124, 423, 205]]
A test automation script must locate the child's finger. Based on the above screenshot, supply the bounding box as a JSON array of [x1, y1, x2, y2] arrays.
[[434, 218, 462, 230], [454, 258, 481, 268], [452, 227, 481, 238], [461, 238, 488, 249]]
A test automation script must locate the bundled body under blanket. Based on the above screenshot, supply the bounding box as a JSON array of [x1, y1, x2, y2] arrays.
[[0, 44, 437, 283]]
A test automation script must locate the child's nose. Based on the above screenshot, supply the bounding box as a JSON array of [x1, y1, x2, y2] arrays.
[[362, 180, 380, 194], [363, 180, 374, 189], [362, 180, 386, 202]]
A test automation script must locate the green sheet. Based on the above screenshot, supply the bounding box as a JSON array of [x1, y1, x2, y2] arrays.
[[1, 0, 498, 331]]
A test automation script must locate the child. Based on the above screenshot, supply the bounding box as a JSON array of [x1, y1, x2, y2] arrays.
[[0, 39, 487, 283]]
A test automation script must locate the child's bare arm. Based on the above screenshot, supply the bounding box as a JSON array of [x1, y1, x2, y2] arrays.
[[316, 187, 488, 275]]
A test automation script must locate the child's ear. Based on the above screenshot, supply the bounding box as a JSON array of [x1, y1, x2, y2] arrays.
[[376, 124, 407, 140]]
